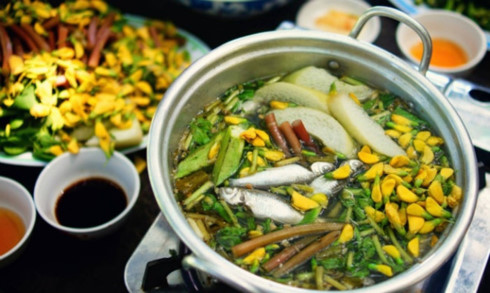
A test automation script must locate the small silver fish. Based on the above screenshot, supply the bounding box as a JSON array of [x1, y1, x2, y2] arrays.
[[341, 159, 364, 175], [310, 162, 336, 174], [228, 162, 335, 189], [310, 160, 363, 197], [310, 177, 344, 197], [218, 187, 304, 225]]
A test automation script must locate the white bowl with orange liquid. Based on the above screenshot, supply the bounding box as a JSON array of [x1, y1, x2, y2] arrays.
[[396, 9, 487, 75], [0, 176, 36, 268]]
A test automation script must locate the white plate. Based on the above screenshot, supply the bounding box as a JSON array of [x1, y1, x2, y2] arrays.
[[389, 0, 490, 50], [296, 0, 380, 43], [0, 15, 210, 167]]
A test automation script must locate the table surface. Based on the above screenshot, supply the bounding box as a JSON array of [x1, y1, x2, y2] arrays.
[[0, 1, 488, 292]]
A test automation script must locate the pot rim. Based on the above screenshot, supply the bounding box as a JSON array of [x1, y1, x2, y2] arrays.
[[148, 29, 479, 292]]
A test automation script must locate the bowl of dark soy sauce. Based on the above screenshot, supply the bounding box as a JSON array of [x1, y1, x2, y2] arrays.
[[34, 148, 140, 239]]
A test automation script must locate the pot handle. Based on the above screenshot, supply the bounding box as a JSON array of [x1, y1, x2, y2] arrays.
[[349, 6, 432, 76], [182, 254, 260, 293]]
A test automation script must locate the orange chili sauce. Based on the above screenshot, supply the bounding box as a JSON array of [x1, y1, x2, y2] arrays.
[[410, 38, 468, 68], [0, 207, 25, 255]]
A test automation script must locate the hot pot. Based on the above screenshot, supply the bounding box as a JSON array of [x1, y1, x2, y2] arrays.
[[147, 7, 478, 292]]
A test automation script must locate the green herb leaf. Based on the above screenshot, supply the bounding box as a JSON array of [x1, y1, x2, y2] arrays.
[[215, 226, 247, 250], [190, 117, 213, 146]]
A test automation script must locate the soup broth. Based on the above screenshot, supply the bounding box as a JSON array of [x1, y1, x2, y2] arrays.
[[0, 207, 25, 255], [172, 66, 461, 290]]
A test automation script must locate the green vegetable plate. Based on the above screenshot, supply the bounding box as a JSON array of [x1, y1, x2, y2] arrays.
[[389, 0, 490, 50], [0, 15, 210, 167]]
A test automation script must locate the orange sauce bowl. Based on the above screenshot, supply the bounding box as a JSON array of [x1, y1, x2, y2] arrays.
[[0, 176, 36, 268], [396, 9, 487, 76]]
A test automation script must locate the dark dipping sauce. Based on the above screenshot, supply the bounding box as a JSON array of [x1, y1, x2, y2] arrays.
[[55, 177, 127, 228]]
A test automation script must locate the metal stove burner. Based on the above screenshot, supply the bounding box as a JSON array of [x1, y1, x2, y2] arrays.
[[124, 214, 239, 292]]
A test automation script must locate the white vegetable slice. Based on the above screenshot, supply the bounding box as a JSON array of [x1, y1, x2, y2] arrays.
[[111, 118, 144, 148], [84, 119, 143, 149], [254, 81, 330, 113], [328, 93, 406, 157], [282, 66, 375, 101], [271, 106, 356, 157]]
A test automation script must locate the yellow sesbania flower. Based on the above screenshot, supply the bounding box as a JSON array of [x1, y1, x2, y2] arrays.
[[413, 139, 426, 152], [338, 224, 354, 243], [398, 132, 412, 149], [349, 92, 361, 105], [369, 264, 393, 277], [135, 81, 153, 95], [242, 247, 266, 265], [208, 140, 220, 160], [8, 55, 24, 75], [269, 100, 289, 109], [385, 129, 401, 139], [406, 203, 432, 219], [291, 190, 319, 211], [371, 176, 382, 203], [426, 136, 444, 146], [30, 104, 51, 118], [389, 155, 410, 168], [246, 151, 266, 166], [240, 127, 269, 147], [420, 145, 434, 164], [425, 197, 451, 218], [358, 162, 383, 181], [365, 206, 385, 222], [396, 185, 419, 203], [407, 237, 420, 257], [248, 230, 263, 238], [49, 145, 64, 156], [391, 114, 413, 126], [439, 168, 454, 180], [310, 193, 328, 208], [381, 177, 396, 198], [326, 164, 351, 180], [382, 245, 401, 260], [385, 202, 405, 235], [95, 120, 114, 157], [263, 149, 285, 161], [358, 145, 380, 164], [67, 138, 80, 154], [428, 180, 444, 204], [408, 215, 425, 234], [133, 156, 147, 174], [224, 116, 246, 125], [239, 167, 250, 178], [415, 130, 431, 141]]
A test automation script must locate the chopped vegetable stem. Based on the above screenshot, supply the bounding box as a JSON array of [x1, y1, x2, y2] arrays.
[[367, 216, 388, 241], [219, 199, 239, 227], [232, 222, 344, 258], [387, 227, 413, 264], [324, 274, 348, 290], [183, 181, 214, 208], [272, 230, 340, 277], [372, 234, 390, 265], [315, 266, 324, 290]]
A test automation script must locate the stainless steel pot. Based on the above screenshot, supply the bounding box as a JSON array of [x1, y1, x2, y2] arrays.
[[147, 7, 479, 293]]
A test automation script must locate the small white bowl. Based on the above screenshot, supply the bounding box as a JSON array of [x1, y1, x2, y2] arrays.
[[296, 0, 380, 43], [0, 176, 36, 268], [34, 148, 140, 240], [396, 9, 487, 75]]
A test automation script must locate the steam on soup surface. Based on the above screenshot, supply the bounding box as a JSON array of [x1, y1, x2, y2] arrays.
[[172, 66, 461, 290]]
